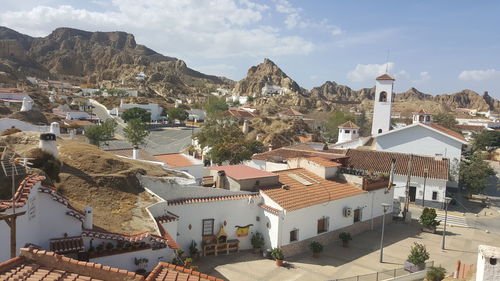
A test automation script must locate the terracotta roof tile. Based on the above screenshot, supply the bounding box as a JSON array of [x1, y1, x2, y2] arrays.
[[0, 174, 45, 211], [49, 236, 84, 254], [252, 146, 348, 162], [208, 164, 276, 180], [261, 168, 366, 211], [225, 108, 257, 118], [305, 157, 342, 168], [338, 121, 359, 129], [376, 73, 395, 81], [454, 124, 485, 131], [424, 123, 467, 142], [0, 248, 144, 281], [259, 204, 281, 214], [145, 262, 223, 281], [344, 149, 449, 180], [154, 153, 198, 168], [167, 194, 260, 206], [81, 230, 171, 248]]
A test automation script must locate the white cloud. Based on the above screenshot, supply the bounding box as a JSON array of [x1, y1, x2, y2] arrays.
[[0, 0, 314, 58], [274, 0, 342, 36], [413, 71, 431, 83], [458, 69, 500, 81], [347, 62, 395, 82]]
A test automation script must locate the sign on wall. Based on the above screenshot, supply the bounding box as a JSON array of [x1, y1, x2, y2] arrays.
[[235, 224, 253, 237]]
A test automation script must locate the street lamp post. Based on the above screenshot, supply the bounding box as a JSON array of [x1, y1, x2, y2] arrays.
[[380, 203, 391, 263], [441, 197, 452, 250], [422, 169, 428, 207]]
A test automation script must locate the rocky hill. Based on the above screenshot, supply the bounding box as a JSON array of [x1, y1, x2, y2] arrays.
[[0, 26, 233, 94]]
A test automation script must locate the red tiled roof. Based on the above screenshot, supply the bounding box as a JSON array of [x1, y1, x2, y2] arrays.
[[252, 146, 348, 162], [156, 211, 179, 223], [81, 230, 170, 247], [154, 153, 197, 168], [454, 124, 485, 131], [261, 168, 366, 211], [167, 194, 260, 206], [259, 204, 281, 214], [0, 248, 144, 281], [225, 109, 257, 118], [156, 222, 181, 250], [209, 164, 277, 180], [0, 175, 46, 211], [344, 149, 449, 180], [376, 73, 395, 81], [49, 236, 84, 254], [424, 123, 467, 142], [338, 121, 359, 129], [146, 262, 223, 281], [305, 157, 342, 167]]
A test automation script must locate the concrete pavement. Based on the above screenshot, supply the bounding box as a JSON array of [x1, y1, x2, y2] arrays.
[[194, 221, 499, 281]]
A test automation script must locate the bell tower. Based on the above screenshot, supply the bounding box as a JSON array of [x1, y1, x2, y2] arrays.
[[371, 74, 395, 135]]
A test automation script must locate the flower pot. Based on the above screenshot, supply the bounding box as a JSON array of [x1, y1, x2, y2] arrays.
[[404, 260, 426, 273], [275, 259, 284, 267], [422, 226, 436, 234], [312, 253, 320, 258]]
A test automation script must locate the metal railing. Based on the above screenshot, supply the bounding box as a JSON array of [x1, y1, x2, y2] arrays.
[[331, 261, 434, 281]]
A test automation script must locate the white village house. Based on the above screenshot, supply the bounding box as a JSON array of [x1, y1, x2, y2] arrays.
[[109, 99, 163, 122]]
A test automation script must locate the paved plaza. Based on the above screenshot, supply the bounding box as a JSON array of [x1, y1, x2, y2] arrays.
[[195, 221, 500, 281]]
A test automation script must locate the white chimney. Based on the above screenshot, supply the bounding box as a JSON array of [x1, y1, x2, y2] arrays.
[[38, 133, 58, 157], [242, 120, 249, 134], [83, 206, 93, 230], [49, 122, 60, 136], [69, 129, 75, 139], [132, 146, 139, 160], [20, 97, 33, 112]]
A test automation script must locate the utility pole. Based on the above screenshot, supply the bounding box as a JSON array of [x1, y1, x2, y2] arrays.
[[422, 168, 428, 207], [403, 154, 413, 221]]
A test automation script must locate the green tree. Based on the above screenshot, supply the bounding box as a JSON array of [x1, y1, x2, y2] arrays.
[[85, 124, 107, 147], [355, 110, 371, 136], [123, 118, 150, 147], [472, 130, 500, 151], [122, 107, 151, 123], [101, 119, 117, 139], [460, 152, 495, 195], [324, 111, 355, 142], [168, 107, 189, 122], [204, 96, 228, 117], [432, 113, 458, 129], [195, 117, 263, 164]]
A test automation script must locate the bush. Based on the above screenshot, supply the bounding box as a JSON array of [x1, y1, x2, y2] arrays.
[[426, 266, 446, 281], [270, 248, 284, 260], [419, 208, 441, 228], [189, 240, 199, 257], [339, 232, 352, 243], [27, 148, 62, 182], [407, 243, 430, 265], [309, 241, 323, 253], [122, 107, 151, 123], [105, 242, 114, 251], [251, 232, 265, 249]]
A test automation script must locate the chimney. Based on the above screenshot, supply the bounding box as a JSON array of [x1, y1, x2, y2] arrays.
[[49, 122, 60, 136], [268, 144, 273, 152], [215, 170, 226, 189], [132, 146, 139, 160], [83, 206, 93, 230], [20, 97, 33, 112], [242, 120, 249, 134], [39, 133, 58, 157]]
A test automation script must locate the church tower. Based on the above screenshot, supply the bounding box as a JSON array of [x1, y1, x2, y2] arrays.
[[371, 74, 395, 135]]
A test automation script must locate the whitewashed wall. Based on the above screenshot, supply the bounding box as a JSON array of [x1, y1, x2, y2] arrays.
[[0, 182, 82, 262], [376, 125, 463, 164], [0, 118, 49, 133], [392, 174, 447, 207], [90, 247, 174, 272], [164, 198, 263, 251]]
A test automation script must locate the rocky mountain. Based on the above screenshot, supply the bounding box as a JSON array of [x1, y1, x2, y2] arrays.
[[0, 26, 233, 94], [234, 58, 305, 96]]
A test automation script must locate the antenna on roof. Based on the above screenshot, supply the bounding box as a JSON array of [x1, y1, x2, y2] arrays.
[[385, 49, 390, 73]]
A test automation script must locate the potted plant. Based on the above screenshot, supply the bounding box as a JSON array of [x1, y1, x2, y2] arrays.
[[134, 257, 149, 275], [251, 232, 265, 254], [419, 208, 440, 233], [270, 248, 284, 267], [184, 257, 193, 267], [309, 241, 323, 258], [189, 241, 199, 259], [426, 266, 446, 281], [339, 232, 352, 247], [404, 243, 430, 272]]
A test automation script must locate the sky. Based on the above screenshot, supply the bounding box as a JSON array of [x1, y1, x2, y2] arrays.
[[1, 0, 499, 98]]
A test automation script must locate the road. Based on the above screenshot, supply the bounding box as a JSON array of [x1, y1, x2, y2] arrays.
[[90, 99, 199, 154]]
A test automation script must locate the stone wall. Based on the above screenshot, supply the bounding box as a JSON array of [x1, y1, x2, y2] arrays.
[[281, 214, 392, 258]]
